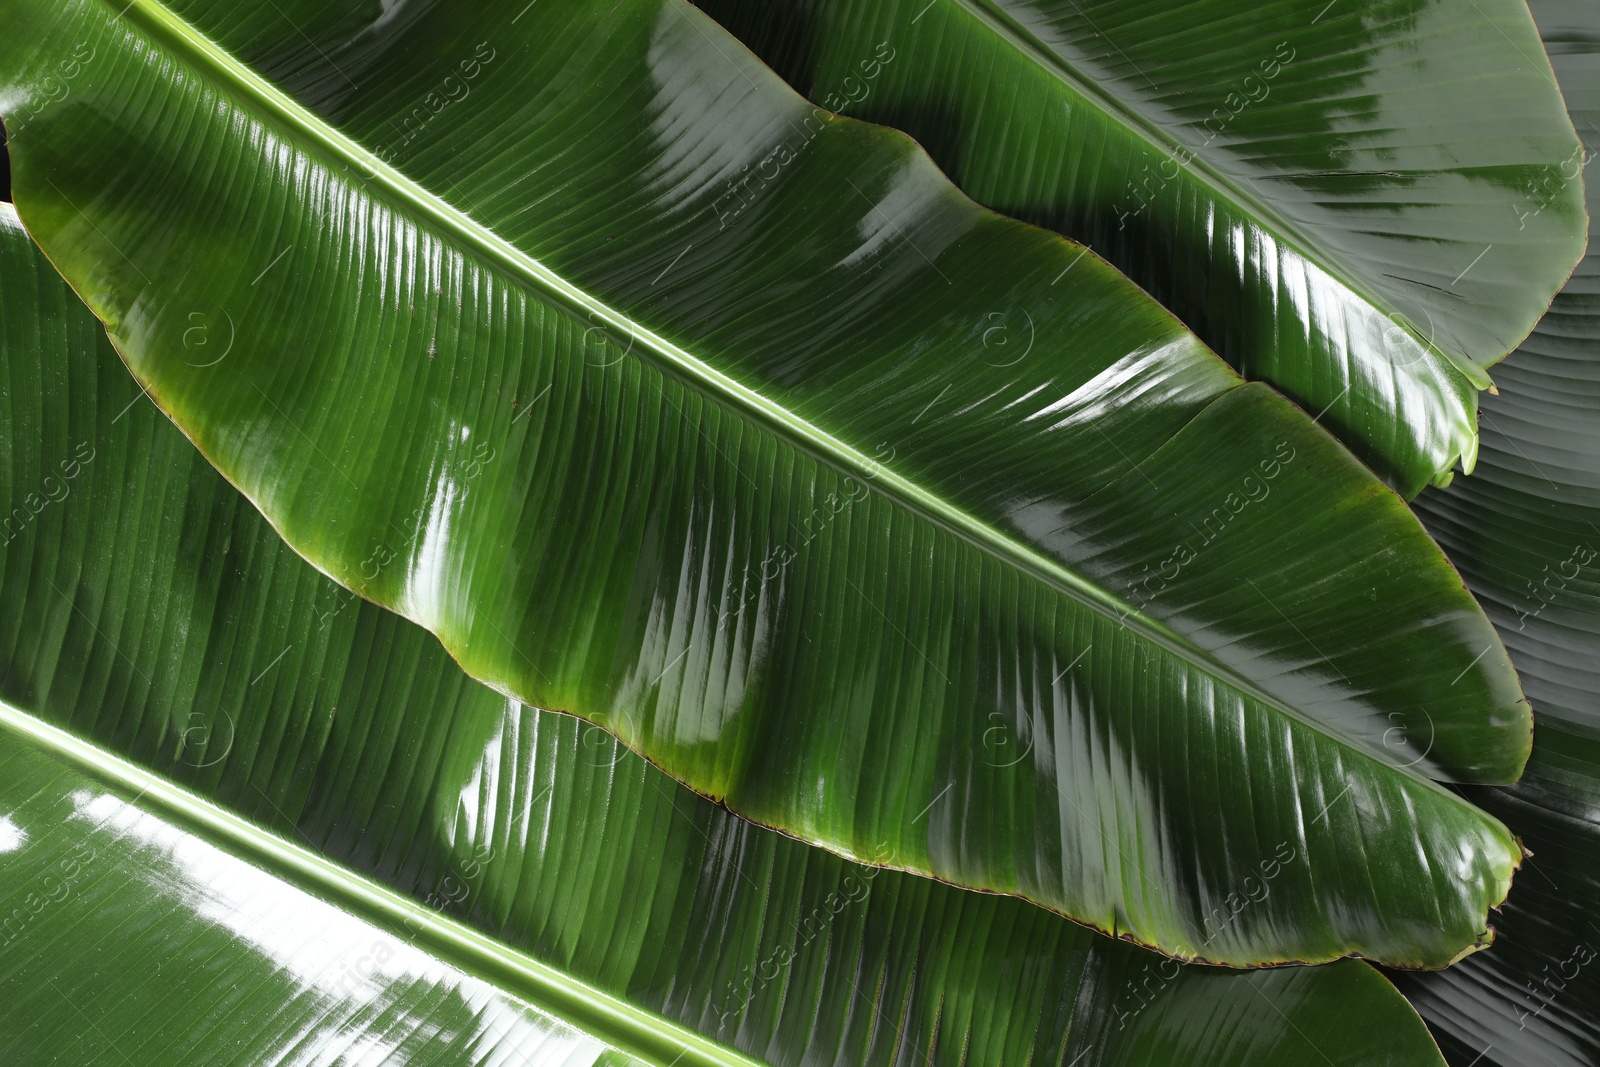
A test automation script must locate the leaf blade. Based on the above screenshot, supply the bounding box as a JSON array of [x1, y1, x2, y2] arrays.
[[0, 202, 1449, 1066], [0, 0, 1529, 966], [695, 0, 1588, 493]]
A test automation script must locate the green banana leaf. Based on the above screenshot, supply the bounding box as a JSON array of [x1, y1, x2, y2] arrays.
[[0, 715, 680, 1067], [1387, 3, 1600, 1062], [0, 0, 1532, 968], [692, 0, 1587, 496], [0, 203, 1449, 1066]]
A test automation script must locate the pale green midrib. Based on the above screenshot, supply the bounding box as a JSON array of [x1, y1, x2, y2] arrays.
[[0, 701, 761, 1067], [951, 0, 1486, 386], [108, 0, 1448, 796]]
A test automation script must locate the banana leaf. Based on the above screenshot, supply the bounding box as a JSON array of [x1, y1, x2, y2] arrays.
[[1387, 3, 1600, 1062], [693, 0, 1587, 495], [0, 714, 692, 1067], [0, 202, 1449, 1065], [0, 0, 1531, 967]]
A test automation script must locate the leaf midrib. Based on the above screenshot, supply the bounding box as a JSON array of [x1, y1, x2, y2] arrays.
[[0, 700, 761, 1067], [106, 0, 1445, 795], [949, 0, 1478, 380]]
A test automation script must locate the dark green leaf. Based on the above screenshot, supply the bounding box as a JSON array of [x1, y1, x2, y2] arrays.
[[0, 203, 1447, 1065], [694, 0, 1587, 495], [0, 0, 1528, 966]]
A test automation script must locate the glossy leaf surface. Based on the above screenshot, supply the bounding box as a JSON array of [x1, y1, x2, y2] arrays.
[[0, 717, 668, 1067], [0, 205, 1448, 1066], [694, 0, 1587, 495], [0, 0, 1530, 967], [1389, 3, 1600, 1061]]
